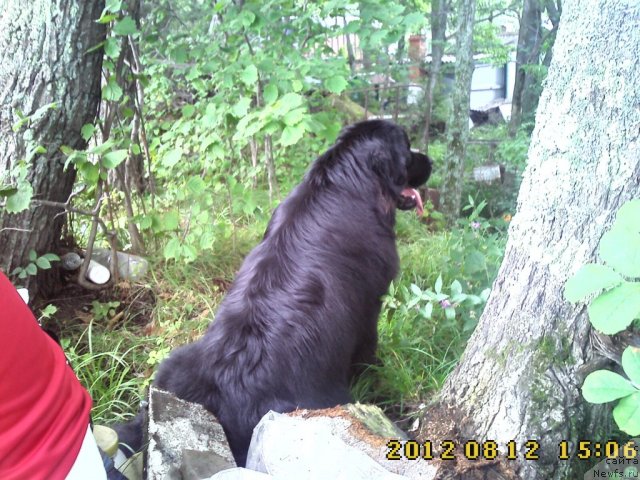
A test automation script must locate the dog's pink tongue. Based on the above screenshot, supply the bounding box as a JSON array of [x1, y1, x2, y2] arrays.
[[402, 188, 424, 216]]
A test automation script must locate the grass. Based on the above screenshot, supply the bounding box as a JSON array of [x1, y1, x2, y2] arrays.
[[56, 197, 506, 427], [62, 325, 144, 424]]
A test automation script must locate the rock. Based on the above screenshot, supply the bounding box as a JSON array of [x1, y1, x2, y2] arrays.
[[146, 388, 236, 480], [61, 252, 83, 270], [181, 449, 236, 480], [207, 467, 274, 479], [246, 411, 405, 480], [246, 405, 437, 479]]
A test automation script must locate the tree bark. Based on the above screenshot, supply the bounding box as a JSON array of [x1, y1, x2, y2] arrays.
[[422, 0, 448, 151], [420, 1, 640, 479], [0, 1, 105, 295], [440, 0, 476, 224], [509, 0, 543, 134]]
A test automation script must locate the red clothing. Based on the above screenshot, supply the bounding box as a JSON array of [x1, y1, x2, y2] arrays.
[[0, 272, 92, 480]]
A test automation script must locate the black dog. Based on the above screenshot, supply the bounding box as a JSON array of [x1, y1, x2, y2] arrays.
[[118, 120, 431, 466]]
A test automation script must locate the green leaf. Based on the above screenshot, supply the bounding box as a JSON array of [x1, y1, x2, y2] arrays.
[[81, 124, 95, 142], [275, 93, 304, 113], [421, 302, 433, 319], [182, 244, 198, 263], [5, 184, 33, 213], [163, 237, 182, 260], [582, 370, 638, 403], [263, 83, 278, 104], [97, 13, 118, 24], [325, 75, 348, 94], [283, 107, 306, 126], [232, 97, 252, 118], [26, 263, 37, 276], [25, 145, 46, 163], [622, 346, 640, 387], [444, 306, 456, 321], [103, 37, 120, 59], [451, 293, 468, 304], [112, 16, 137, 36], [162, 148, 183, 168], [410, 284, 422, 296], [105, 0, 122, 12], [613, 391, 640, 436], [199, 229, 215, 250], [434, 275, 443, 295], [451, 280, 462, 296], [435, 293, 448, 302], [28, 250, 37, 262], [170, 45, 188, 63], [291, 79, 303, 93], [42, 253, 60, 262], [186, 176, 206, 195], [102, 77, 123, 101], [182, 104, 196, 118], [88, 139, 115, 156], [480, 288, 491, 302], [40, 304, 58, 319], [240, 10, 256, 28], [161, 210, 180, 231], [403, 12, 425, 29], [102, 149, 127, 169], [465, 294, 482, 305], [241, 64, 258, 86], [600, 220, 640, 279], [588, 282, 640, 334], [79, 162, 99, 184], [139, 215, 152, 230], [36, 257, 52, 270], [344, 21, 360, 34], [280, 124, 305, 147], [564, 264, 623, 302], [616, 199, 640, 228]]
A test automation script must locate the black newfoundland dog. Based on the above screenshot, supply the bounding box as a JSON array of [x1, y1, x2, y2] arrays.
[[118, 119, 432, 466]]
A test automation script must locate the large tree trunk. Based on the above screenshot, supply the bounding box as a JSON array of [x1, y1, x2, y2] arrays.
[[422, 0, 448, 151], [0, 0, 105, 294], [419, 1, 640, 479], [440, 0, 476, 224]]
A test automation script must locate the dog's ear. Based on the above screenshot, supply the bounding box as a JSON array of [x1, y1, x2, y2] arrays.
[[407, 152, 432, 188]]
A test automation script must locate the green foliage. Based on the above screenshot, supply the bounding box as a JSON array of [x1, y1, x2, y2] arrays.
[[565, 199, 640, 436], [11, 251, 59, 280], [91, 301, 121, 322], [582, 347, 640, 436], [38, 304, 58, 323], [62, 324, 142, 424], [565, 200, 640, 334], [1, 104, 60, 213], [353, 210, 505, 409]]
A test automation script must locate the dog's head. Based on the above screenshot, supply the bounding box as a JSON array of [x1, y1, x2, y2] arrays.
[[336, 120, 432, 215]]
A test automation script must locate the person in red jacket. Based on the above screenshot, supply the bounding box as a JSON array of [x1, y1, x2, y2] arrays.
[[0, 271, 107, 480]]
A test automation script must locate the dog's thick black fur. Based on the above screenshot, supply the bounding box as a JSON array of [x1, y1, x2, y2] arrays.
[[117, 120, 431, 466]]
